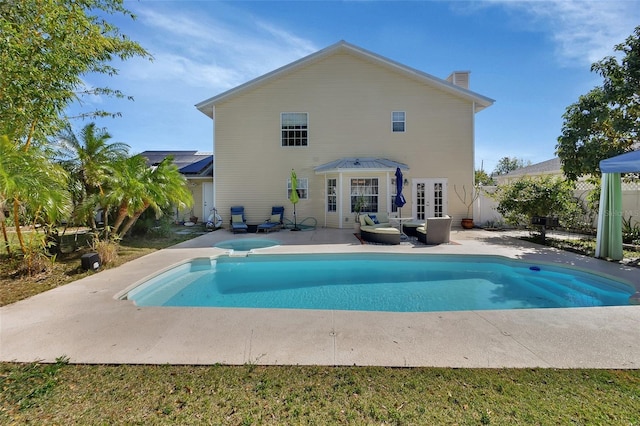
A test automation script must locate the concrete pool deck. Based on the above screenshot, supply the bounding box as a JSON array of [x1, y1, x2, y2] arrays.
[[1, 228, 639, 368]]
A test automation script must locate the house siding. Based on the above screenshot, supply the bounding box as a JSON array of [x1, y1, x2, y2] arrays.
[[212, 49, 478, 227]]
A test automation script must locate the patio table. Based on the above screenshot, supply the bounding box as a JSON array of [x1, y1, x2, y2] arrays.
[[389, 217, 414, 240]]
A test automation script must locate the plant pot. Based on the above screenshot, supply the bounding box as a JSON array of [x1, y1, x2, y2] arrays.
[[354, 223, 361, 233], [189, 216, 198, 223], [461, 218, 474, 229]]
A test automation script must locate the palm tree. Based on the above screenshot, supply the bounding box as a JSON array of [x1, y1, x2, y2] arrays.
[[0, 135, 71, 256], [118, 156, 193, 238], [55, 123, 129, 230], [103, 155, 193, 239], [107, 154, 149, 237]]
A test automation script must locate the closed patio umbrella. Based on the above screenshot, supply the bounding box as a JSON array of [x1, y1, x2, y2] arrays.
[[395, 167, 406, 212], [290, 169, 300, 231], [395, 167, 408, 238]]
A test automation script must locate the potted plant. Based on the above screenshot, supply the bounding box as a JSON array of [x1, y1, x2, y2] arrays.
[[454, 184, 480, 229], [188, 208, 198, 224], [353, 195, 367, 232]]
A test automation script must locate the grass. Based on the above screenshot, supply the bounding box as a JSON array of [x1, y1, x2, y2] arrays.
[[2, 226, 639, 424], [0, 224, 208, 306], [1, 361, 639, 424]]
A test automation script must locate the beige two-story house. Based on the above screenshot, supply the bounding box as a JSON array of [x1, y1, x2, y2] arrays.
[[196, 41, 494, 228]]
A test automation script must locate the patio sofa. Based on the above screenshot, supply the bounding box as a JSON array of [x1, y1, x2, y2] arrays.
[[359, 212, 401, 245], [416, 215, 452, 245]]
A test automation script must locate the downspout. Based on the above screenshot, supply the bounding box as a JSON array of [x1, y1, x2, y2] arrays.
[[323, 174, 327, 228], [471, 101, 476, 222], [339, 173, 343, 228], [212, 105, 217, 211], [386, 171, 391, 215]]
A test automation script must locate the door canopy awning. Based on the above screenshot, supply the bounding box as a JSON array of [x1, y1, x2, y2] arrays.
[[315, 157, 409, 174]]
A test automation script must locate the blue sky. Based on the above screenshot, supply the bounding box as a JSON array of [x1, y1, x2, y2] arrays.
[[68, 0, 640, 174]]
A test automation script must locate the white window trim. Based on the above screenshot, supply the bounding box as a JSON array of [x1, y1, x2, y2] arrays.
[[281, 112, 309, 147], [350, 177, 379, 213], [288, 177, 309, 200], [392, 111, 406, 133], [327, 178, 337, 212]]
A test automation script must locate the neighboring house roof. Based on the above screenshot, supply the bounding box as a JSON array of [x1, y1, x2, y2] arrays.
[[195, 40, 495, 118], [315, 157, 409, 174], [498, 158, 561, 180], [140, 151, 214, 177]]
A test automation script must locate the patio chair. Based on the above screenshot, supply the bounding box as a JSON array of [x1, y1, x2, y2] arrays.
[[416, 215, 452, 245], [230, 206, 248, 233], [257, 206, 285, 233]]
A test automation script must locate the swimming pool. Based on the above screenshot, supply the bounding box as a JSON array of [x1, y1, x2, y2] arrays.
[[123, 254, 636, 312], [214, 238, 279, 251]]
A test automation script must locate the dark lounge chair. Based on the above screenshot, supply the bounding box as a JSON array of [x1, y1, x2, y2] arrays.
[[230, 206, 248, 233], [257, 206, 285, 233]]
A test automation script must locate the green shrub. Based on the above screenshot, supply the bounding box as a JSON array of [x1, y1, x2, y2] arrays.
[[622, 216, 640, 245], [130, 210, 173, 238]]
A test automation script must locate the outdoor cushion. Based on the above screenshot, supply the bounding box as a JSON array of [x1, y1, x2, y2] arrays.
[[369, 214, 380, 224], [270, 214, 281, 223], [360, 225, 401, 245], [232, 214, 243, 223], [364, 215, 375, 226], [375, 212, 389, 223], [359, 215, 368, 226], [365, 226, 398, 234]]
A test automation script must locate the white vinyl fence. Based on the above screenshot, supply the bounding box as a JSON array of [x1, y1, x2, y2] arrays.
[[474, 183, 640, 229]]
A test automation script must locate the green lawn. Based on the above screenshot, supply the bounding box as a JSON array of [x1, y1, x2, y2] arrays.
[[2, 228, 639, 424], [2, 360, 639, 424], [0, 224, 208, 306]]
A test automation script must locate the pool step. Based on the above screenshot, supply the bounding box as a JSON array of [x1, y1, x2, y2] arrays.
[[523, 275, 602, 307]]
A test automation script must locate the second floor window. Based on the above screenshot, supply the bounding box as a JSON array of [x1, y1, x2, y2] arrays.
[[392, 111, 405, 132], [281, 112, 308, 146]]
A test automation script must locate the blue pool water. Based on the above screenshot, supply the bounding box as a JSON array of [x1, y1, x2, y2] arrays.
[[125, 254, 635, 312]]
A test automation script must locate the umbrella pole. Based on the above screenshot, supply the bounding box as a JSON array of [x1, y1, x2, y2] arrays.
[[292, 203, 300, 231]]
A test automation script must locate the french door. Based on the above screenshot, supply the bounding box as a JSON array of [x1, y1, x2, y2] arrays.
[[412, 179, 447, 220]]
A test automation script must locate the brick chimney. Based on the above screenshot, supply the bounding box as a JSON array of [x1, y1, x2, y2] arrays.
[[446, 71, 470, 89]]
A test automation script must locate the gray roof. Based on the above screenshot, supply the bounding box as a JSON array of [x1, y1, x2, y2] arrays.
[[499, 158, 561, 178], [315, 157, 409, 173]]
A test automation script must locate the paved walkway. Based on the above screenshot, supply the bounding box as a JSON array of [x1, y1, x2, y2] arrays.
[[1, 228, 639, 368]]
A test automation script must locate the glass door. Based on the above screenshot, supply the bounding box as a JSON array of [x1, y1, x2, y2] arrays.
[[412, 179, 447, 220]]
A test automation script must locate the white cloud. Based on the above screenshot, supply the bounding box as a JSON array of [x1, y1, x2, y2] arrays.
[[124, 5, 319, 93], [491, 0, 639, 66], [122, 52, 241, 90]]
